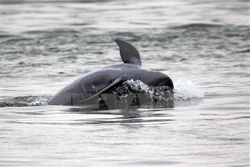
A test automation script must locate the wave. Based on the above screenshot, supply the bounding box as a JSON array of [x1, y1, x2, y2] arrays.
[[0, 95, 51, 107], [0, 79, 204, 108], [235, 48, 250, 53], [171, 23, 223, 30], [0, 0, 111, 4]]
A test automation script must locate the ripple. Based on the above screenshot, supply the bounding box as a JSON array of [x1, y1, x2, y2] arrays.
[[171, 23, 223, 30], [235, 48, 250, 53], [0, 95, 51, 107], [0, 1, 249, 167]]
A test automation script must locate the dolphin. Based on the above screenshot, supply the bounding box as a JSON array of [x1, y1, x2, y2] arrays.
[[48, 39, 174, 106]]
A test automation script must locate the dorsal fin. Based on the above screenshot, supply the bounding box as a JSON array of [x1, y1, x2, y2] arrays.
[[114, 39, 141, 66]]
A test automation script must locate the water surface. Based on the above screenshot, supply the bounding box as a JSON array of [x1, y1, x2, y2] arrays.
[[0, 0, 249, 166]]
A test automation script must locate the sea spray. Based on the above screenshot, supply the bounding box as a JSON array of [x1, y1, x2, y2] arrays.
[[174, 79, 204, 100]]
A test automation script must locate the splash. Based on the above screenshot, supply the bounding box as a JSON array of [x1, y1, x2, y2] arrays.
[[0, 95, 51, 107], [29, 95, 51, 106], [124, 80, 151, 93], [109, 79, 174, 108], [113, 79, 204, 101], [113, 80, 173, 101], [174, 79, 204, 100], [0, 80, 204, 108]]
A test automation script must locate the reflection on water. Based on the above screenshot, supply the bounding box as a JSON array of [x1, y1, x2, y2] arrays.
[[0, 0, 249, 167]]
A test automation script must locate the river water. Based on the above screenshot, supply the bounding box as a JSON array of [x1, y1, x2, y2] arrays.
[[0, 0, 249, 166]]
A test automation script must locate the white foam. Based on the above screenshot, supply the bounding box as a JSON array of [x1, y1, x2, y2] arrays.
[[29, 95, 51, 106], [125, 79, 151, 92], [174, 79, 204, 100], [123, 80, 173, 101]]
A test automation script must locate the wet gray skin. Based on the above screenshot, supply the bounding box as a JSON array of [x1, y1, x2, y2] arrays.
[[49, 39, 173, 105]]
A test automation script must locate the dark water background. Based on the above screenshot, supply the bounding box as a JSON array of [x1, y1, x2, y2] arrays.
[[0, 0, 249, 166]]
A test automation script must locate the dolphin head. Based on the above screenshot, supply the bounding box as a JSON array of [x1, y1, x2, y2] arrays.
[[140, 71, 174, 90]]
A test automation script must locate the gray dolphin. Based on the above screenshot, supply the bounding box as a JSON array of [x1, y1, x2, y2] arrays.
[[49, 39, 174, 106]]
